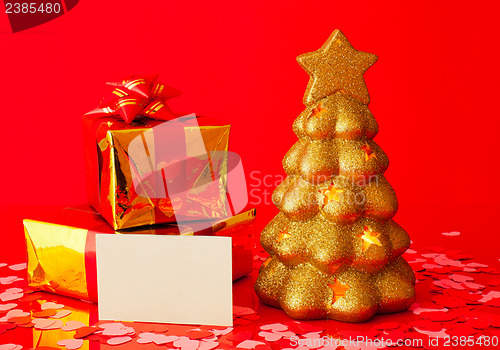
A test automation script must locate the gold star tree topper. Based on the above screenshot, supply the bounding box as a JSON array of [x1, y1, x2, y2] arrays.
[[297, 29, 377, 106]]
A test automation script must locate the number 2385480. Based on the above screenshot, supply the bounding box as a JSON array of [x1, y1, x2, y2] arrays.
[[5, 2, 61, 14]]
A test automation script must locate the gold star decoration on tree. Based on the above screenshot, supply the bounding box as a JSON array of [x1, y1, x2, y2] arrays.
[[328, 278, 350, 305], [361, 143, 376, 161], [297, 29, 377, 106], [275, 227, 292, 243], [308, 102, 327, 120], [357, 226, 382, 252], [321, 183, 344, 206]]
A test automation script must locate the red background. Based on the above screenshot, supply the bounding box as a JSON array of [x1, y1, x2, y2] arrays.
[[1, 0, 500, 262]]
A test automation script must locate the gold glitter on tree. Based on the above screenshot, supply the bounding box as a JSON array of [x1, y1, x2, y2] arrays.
[[255, 29, 416, 322]]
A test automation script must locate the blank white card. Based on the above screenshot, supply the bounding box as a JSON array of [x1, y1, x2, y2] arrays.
[[96, 234, 233, 326]]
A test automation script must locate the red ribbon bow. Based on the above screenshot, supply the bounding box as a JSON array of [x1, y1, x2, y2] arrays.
[[85, 75, 181, 124]]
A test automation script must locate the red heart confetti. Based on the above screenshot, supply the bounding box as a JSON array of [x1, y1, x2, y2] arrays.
[[233, 318, 251, 326], [420, 311, 458, 322], [487, 278, 500, 286], [0, 288, 23, 302], [107, 336, 133, 346], [0, 345, 22, 350], [186, 330, 214, 340], [0, 303, 17, 311], [32, 318, 63, 330], [173, 336, 200, 350], [73, 326, 99, 339], [241, 313, 261, 321], [61, 321, 87, 331], [233, 306, 256, 316], [133, 322, 169, 333], [8, 263, 27, 271], [260, 323, 288, 332], [20, 293, 42, 302], [467, 318, 490, 330], [487, 298, 500, 308], [409, 320, 444, 332], [226, 331, 253, 342], [57, 339, 84, 350], [32, 309, 57, 318], [236, 340, 267, 349], [52, 309, 72, 318], [8, 315, 32, 325], [40, 301, 65, 310], [374, 321, 400, 330]]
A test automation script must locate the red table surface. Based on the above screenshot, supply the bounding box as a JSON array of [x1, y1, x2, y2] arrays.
[[1, 204, 500, 349]]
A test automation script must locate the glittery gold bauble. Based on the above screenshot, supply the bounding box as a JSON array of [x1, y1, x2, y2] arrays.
[[255, 29, 416, 322]]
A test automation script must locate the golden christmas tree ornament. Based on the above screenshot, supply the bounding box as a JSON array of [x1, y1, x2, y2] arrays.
[[255, 29, 416, 322]]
